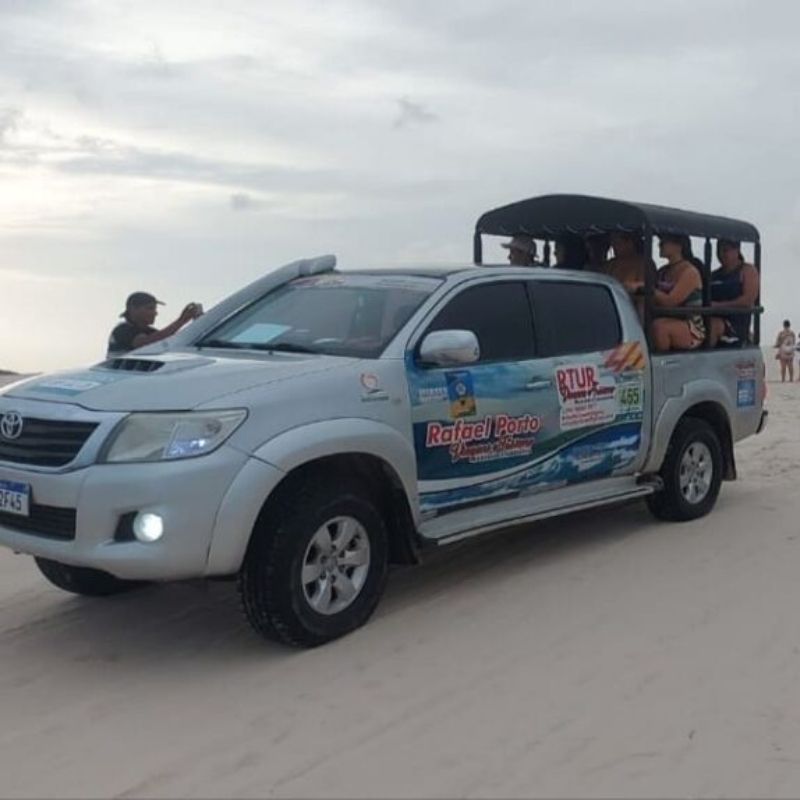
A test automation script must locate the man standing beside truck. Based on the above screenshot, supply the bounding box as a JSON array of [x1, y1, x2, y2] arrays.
[[107, 291, 203, 356]]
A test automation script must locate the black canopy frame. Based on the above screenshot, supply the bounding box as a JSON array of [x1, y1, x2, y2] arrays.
[[474, 194, 762, 347]]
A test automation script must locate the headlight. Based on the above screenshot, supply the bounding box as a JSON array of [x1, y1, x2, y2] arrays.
[[102, 410, 247, 463]]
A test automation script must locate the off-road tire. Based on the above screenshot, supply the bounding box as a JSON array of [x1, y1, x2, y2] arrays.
[[646, 417, 723, 522], [239, 477, 389, 647], [35, 557, 143, 596]]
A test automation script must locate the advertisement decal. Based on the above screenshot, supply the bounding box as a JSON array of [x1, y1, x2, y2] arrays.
[[737, 379, 756, 407], [425, 413, 540, 465], [405, 341, 647, 515], [24, 371, 131, 396], [556, 363, 617, 431], [445, 371, 477, 418]]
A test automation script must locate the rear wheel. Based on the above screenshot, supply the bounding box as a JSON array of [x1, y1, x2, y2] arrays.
[[646, 418, 723, 522], [35, 558, 143, 597], [239, 477, 389, 647]]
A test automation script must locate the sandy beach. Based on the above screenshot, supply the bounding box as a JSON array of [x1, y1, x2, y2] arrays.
[[1, 374, 799, 798]]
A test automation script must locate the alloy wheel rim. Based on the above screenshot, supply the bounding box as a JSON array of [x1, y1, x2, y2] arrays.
[[301, 516, 371, 616], [679, 441, 713, 505]]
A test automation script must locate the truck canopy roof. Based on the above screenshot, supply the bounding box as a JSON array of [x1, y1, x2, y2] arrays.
[[476, 194, 759, 243]]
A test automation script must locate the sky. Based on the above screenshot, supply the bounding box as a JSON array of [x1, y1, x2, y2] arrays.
[[1, 0, 798, 372]]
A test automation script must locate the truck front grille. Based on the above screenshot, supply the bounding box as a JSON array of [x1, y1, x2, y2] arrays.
[[0, 418, 98, 467], [0, 503, 77, 540]]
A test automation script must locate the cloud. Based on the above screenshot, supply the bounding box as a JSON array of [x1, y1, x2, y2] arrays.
[[0, 0, 798, 371], [229, 192, 263, 211], [0, 266, 72, 284], [393, 96, 439, 129], [0, 107, 21, 144]]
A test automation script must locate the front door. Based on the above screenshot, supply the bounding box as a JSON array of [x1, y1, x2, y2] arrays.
[[407, 280, 556, 518]]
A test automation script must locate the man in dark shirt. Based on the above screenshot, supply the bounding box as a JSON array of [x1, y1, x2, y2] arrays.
[[107, 292, 202, 356]]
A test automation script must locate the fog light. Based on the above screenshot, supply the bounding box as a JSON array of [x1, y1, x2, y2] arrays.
[[133, 512, 164, 543]]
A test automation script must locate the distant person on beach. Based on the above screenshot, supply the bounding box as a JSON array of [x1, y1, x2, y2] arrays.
[[502, 235, 539, 267], [775, 320, 797, 382], [107, 292, 203, 357]]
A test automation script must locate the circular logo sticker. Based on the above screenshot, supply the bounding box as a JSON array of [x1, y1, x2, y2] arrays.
[[360, 373, 380, 392]]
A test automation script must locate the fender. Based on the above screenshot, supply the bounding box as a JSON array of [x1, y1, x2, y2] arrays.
[[205, 418, 420, 575], [251, 418, 419, 511], [205, 456, 286, 576], [644, 379, 735, 474]]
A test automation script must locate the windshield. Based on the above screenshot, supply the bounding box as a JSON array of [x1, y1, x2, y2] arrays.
[[200, 273, 441, 358]]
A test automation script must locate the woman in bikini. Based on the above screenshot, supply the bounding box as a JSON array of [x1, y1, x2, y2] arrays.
[[708, 239, 759, 347], [626, 234, 705, 352], [775, 320, 797, 382]]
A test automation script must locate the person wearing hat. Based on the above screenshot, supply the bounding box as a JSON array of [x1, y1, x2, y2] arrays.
[[107, 292, 203, 357], [502, 234, 540, 267]]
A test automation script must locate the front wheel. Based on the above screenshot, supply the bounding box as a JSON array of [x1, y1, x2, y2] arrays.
[[239, 478, 389, 647], [35, 558, 144, 596], [646, 418, 723, 522]]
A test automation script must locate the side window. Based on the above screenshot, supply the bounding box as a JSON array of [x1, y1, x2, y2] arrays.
[[530, 281, 621, 357], [424, 282, 535, 362]]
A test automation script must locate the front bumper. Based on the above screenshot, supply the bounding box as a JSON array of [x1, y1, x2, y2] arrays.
[[0, 446, 282, 581]]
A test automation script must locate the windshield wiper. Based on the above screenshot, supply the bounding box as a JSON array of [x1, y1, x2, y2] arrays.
[[251, 342, 318, 354], [197, 339, 249, 350], [198, 339, 318, 354], [197, 339, 319, 354]]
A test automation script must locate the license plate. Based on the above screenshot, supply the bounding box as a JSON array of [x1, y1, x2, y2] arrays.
[[0, 479, 30, 517]]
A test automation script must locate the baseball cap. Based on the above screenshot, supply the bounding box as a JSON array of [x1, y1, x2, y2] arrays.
[[121, 291, 165, 317], [501, 234, 537, 254]]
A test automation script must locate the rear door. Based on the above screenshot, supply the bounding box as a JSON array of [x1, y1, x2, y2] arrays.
[[526, 278, 649, 480]]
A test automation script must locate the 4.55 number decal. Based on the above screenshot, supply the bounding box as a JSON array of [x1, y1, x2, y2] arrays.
[[617, 382, 644, 413]]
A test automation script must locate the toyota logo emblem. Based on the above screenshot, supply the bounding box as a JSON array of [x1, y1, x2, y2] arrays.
[[0, 411, 24, 441]]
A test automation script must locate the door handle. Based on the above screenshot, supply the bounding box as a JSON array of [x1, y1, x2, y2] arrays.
[[525, 379, 552, 390], [662, 358, 681, 368]]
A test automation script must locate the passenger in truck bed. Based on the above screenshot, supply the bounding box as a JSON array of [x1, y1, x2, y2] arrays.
[[554, 233, 588, 270], [501, 234, 539, 267], [627, 234, 706, 352], [603, 232, 649, 285], [709, 239, 759, 347], [585, 232, 611, 271]]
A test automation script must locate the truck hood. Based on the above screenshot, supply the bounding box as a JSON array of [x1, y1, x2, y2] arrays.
[[2, 351, 355, 412]]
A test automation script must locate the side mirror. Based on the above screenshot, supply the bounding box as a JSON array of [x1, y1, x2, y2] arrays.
[[419, 330, 480, 367]]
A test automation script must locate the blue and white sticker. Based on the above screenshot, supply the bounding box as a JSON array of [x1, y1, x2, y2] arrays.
[[445, 371, 476, 419], [737, 378, 756, 408], [25, 371, 130, 396]]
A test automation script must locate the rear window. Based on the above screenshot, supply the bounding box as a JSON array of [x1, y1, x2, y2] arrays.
[[529, 281, 621, 357]]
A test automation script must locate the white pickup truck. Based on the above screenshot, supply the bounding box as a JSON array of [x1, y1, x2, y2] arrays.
[[0, 196, 767, 646]]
